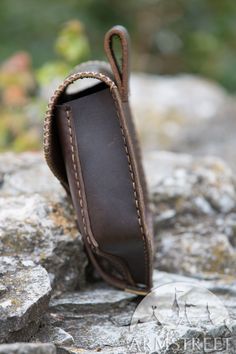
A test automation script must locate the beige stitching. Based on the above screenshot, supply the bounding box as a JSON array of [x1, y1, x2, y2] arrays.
[[110, 88, 149, 284], [44, 72, 116, 156], [65, 106, 91, 246], [64, 110, 130, 281], [43, 70, 149, 284]]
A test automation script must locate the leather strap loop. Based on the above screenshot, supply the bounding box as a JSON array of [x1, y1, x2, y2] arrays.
[[104, 25, 130, 101]]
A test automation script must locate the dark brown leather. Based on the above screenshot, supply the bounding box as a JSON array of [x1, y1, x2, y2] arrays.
[[43, 26, 153, 295], [104, 25, 130, 101]]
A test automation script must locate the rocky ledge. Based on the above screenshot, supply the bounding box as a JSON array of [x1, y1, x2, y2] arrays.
[[0, 151, 236, 353]]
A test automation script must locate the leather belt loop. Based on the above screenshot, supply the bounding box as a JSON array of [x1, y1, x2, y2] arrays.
[[104, 25, 130, 102]]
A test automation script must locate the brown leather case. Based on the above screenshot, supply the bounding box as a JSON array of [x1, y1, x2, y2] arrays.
[[43, 26, 153, 295]]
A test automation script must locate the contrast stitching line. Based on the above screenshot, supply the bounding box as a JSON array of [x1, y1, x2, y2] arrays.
[[65, 106, 91, 246], [43, 71, 149, 285], [65, 106, 130, 284], [110, 88, 148, 284], [44, 72, 116, 155]]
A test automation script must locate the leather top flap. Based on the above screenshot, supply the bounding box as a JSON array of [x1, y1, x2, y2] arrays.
[[44, 60, 116, 188]]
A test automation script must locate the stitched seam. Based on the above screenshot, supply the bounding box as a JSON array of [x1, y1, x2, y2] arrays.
[[44, 72, 116, 156], [96, 252, 131, 283], [66, 106, 130, 283], [44, 73, 117, 182], [43, 71, 149, 285], [65, 106, 91, 246], [110, 88, 149, 285]]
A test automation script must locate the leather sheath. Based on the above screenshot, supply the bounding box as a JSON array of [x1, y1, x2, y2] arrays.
[[43, 25, 154, 295]]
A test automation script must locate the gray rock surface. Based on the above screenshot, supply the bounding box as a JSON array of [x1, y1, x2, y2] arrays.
[[0, 257, 51, 343], [0, 153, 61, 197], [0, 343, 56, 354], [43, 271, 236, 353], [145, 151, 236, 279], [0, 153, 88, 293], [131, 74, 236, 173], [1, 151, 236, 353], [32, 325, 74, 347], [46, 283, 137, 352]]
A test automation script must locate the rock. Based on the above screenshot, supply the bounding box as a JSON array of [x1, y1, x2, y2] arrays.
[[151, 272, 236, 353], [45, 283, 137, 351], [130, 74, 228, 149], [57, 347, 127, 354], [0, 153, 61, 197], [0, 153, 88, 293], [42, 271, 236, 353], [131, 74, 236, 173], [49, 284, 136, 314], [145, 151, 236, 279], [145, 151, 236, 215], [0, 257, 51, 343], [1, 150, 236, 352], [32, 325, 74, 347], [155, 227, 236, 278], [131, 74, 227, 122], [0, 343, 56, 354]]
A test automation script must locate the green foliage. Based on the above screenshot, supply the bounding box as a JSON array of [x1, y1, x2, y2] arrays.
[[55, 20, 90, 64], [0, 19, 91, 153], [0, 0, 236, 152], [1, 0, 236, 90], [37, 20, 90, 86], [36, 62, 69, 86]]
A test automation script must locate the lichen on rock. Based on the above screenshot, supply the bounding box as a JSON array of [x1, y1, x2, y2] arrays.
[[0, 153, 88, 294], [1, 151, 236, 353], [0, 257, 51, 343]]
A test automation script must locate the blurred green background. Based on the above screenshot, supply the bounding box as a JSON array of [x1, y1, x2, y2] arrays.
[[0, 0, 236, 151]]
